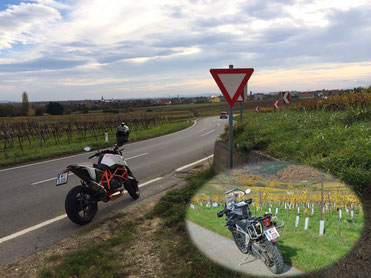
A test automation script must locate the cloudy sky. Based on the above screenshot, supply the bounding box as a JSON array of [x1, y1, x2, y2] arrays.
[[0, 0, 370, 101]]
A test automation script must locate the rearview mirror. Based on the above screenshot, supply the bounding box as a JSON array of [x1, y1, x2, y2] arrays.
[[84, 147, 91, 152]]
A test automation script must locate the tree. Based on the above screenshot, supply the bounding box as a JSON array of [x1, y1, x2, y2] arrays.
[[35, 106, 45, 116], [21, 91, 30, 116], [46, 102, 64, 115], [0, 104, 17, 117]]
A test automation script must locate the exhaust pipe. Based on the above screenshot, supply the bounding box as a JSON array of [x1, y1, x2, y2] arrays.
[[88, 181, 108, 198]]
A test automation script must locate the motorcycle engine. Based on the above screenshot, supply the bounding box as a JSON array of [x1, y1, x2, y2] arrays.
[[110, 176, 123, 191]]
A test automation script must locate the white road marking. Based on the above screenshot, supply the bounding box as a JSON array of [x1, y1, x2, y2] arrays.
[[175, 155, 214, 172], [0, 119, 199, 173], [0, 153, 92, 173], [126, 152, 149, 160], [138, 177, 163, 188], [0, 214, 67, 244], [31, 173, 74, 185], [201, 129, 215, 137], [0, 176, 164, 245], [31, 177, 56, 185]]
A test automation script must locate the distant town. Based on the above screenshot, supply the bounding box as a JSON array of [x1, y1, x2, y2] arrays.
[[0, 87, 366, 117]]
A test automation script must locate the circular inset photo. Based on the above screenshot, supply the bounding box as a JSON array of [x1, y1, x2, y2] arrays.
[[186, 162, 364, 277]]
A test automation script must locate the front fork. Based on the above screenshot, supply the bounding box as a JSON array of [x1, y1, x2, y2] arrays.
[[125, 166, 138, 182]]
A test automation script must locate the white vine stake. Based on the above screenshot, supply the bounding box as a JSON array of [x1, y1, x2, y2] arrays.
[[295, 216, 300, 227], [319, 220, 325, 235], [304, 217, 309, 230]]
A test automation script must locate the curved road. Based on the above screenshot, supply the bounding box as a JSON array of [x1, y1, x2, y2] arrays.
[[0, 116, 226, 266]]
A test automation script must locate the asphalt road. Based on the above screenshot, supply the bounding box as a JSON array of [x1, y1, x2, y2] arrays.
[[0, 116, 227, 266], [187, 220, 305, 277]]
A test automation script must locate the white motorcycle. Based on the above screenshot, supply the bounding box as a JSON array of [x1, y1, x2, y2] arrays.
[[56, 145, 139, 225]]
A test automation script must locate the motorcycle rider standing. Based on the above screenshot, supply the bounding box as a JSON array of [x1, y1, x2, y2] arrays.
[[116, 122, 130, 146], [115, 122, 137, 182]]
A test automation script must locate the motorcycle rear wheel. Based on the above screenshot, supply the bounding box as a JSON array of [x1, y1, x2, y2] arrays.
[[65, 186, 98, 225], [259, 240, 284, 274], [124, 178, 140, 200]]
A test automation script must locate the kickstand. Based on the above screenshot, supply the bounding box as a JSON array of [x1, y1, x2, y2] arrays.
[[239, 254, 251, 266]]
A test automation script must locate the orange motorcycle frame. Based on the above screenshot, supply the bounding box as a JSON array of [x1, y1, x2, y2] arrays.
[[100, 167, 128, 200]]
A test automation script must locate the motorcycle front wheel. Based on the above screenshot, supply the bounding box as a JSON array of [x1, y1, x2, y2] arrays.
[[259, 240, 284, 274], [124, 178, 140, 200], [231, 229, 249, 254], [65, 185, 98, 225]]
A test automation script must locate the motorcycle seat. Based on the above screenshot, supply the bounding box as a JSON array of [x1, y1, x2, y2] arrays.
[[249, 214, 271, 222], [93, 163, 109, 171]]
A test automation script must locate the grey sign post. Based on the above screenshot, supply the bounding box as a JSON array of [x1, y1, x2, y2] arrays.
[[228, 65, 233, 169], [239, 101, 243, 121], [210, 66, 254, 170]]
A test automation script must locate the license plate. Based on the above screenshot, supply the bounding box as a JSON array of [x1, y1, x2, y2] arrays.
[[56, 172, 68, 185], [264, 227, 280, 241]]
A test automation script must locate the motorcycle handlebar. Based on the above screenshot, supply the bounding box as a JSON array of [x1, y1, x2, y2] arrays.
[[88, 147, 124, 159], [88, 153, 98, 159]]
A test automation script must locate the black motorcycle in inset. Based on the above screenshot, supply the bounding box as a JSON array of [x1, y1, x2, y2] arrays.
[[217, 188, 285, 274]]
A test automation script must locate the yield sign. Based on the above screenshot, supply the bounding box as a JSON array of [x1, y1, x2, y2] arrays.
[[210, 68, 254, 107], [274, 100, 280, 109], [282, 91, 290, 104]]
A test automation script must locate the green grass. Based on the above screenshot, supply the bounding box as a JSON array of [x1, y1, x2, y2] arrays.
[[38, 221, 136, 278], [187, 204, 364, 272], [225, 107, 371, 195], [0, 119, 192, 167], [145, 168, 248, 277]]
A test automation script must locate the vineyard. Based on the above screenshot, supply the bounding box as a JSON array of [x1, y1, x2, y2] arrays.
[[288, 89, 371, 111], [0, 111, 196, 166], [191, 186, 362, 232], [0, 113, 190, 151], [187, 161, 365, 271], [188, 186, 364, 272]]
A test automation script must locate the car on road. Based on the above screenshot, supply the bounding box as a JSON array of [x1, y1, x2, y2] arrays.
[[220, 112, 228, 119]]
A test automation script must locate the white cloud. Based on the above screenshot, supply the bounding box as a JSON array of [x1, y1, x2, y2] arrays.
[[0, 2, 62, 49], [0, 0, 370, 101]]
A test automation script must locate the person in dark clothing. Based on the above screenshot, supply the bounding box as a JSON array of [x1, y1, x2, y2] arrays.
[[116, 122, 130, 146]]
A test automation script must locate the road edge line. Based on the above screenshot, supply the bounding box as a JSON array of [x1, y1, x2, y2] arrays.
[[175, 155, 214, 172], [0, 215, 67, 244]]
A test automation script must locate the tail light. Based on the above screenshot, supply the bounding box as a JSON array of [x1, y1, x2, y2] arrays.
[[67, 166, 72, 170], [263, 217, 271, 227]]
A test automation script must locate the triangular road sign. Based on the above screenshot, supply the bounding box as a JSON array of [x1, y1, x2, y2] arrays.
[[210, 68, 254, 107], [237, 83, 247, 103]]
